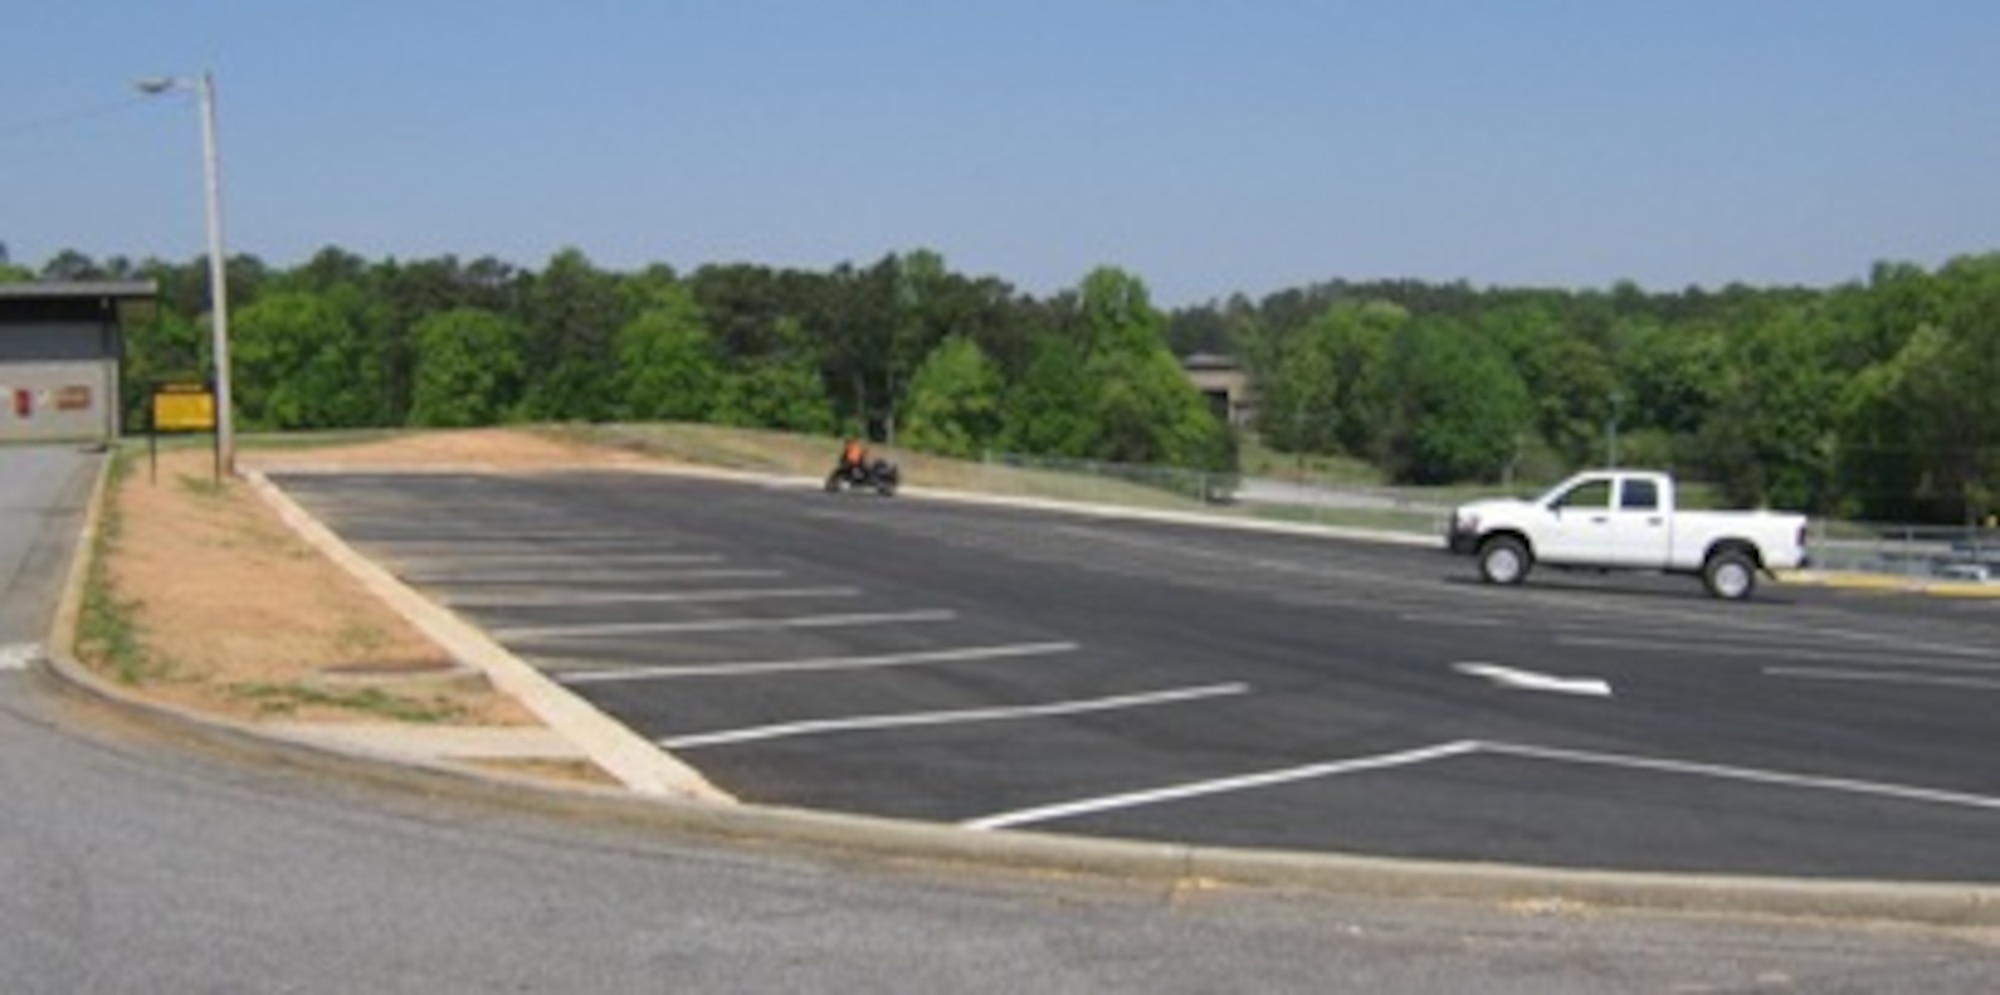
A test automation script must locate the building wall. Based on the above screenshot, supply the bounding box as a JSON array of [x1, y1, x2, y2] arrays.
[[0, 320, 120, 445], [1183, 365, 1256, 427]]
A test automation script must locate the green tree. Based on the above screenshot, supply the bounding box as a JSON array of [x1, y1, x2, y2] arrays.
[[997, 331, 1095, 457], [713, 316, 835, 433], [121, 310, 206, 428], [408, 308, 525, 428], [230, 291, 373, 430], [1053, 267, 1233, 469], [521, 248, 624, 421], [1698, 305, 1840, 511], [900, 336, 1004, 458], [1382, 318, 1530, 484], [614, 284, 722, 422]]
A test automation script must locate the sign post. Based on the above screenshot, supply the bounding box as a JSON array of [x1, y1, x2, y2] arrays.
[[149, 380, 219, 482]]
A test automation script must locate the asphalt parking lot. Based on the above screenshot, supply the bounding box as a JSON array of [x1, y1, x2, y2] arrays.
[[273, 469, 2000, 883]]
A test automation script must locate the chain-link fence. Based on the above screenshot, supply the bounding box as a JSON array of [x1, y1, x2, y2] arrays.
[[977, 450, 1452, 535], [1807, 521, 2000, 582], [977, 450, 2000, 584]]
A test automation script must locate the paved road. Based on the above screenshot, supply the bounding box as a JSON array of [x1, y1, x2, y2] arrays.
[[273, 470, 2000, 884], [0, 445, 99, 654], [2, 450, 1997, 989], [8, 693, 1996, 992]]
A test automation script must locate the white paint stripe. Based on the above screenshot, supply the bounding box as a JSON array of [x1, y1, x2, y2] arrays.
[[1560, 636, 2000, 672], [0, 643, 42, 671], [1765, 666, 2000, 692], [1454, 662, 1612, 697], [495, 609, 957, 640], [963, 741, 1482, 831], [1565, 627, 1996, 660], [446, 586, 859, 609], [664, 683, 1250, 750], [368, 532, 643, 543], [1398, 613, 1511, 628], [403, 555, 727, 581], [395, 553, 712, 568], [556, 641, 1082, 683], [1482, 741, 2000, 813], [377, 540, 689, 553], [417, 568, 788, 587]]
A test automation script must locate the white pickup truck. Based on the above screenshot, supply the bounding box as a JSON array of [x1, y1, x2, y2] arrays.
[[1445, 470, 1809, 599]]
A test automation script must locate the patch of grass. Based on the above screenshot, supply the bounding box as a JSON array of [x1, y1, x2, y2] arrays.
[[226, 682, 467, 724], [174, 472, 227, 501], [77, 453, 166, 685], [235, 428, 415, 452], [333, 621, 391, 658], [1236, 437, 1386, 486]]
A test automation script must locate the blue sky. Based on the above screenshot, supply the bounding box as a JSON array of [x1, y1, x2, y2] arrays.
[[4, 1, 1996, 305]]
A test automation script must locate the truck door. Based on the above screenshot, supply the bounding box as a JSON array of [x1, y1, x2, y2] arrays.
[[1607, 476, 1672, 568], [1538, 477, 1614, 565]]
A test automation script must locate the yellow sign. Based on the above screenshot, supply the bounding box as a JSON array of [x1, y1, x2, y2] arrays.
[[152, 385, 216, 432]]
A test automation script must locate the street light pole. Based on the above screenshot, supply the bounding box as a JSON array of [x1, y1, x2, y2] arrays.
[[1605, 389, 1623, 468], [138, 71, 234, 475]]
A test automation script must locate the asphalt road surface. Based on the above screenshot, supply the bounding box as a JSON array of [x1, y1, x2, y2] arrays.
[[2, 448, 1998, 990], [274, 470, 2000, 884]]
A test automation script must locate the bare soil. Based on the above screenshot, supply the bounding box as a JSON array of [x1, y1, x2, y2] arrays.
[[83, 427, 646, 728]]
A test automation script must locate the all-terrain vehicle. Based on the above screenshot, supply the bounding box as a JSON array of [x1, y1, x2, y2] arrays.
[[824, 456, 899, 496]]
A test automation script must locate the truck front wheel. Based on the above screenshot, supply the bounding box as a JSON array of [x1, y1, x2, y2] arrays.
[[1702, 548, 1758, 600], [1478, 535, 1532, 586]]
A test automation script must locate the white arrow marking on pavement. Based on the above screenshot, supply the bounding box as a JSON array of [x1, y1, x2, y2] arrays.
[[0, 643, 42, 671], [1454, 662, 1612, 698]]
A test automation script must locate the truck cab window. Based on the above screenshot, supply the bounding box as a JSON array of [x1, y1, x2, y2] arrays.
[[1620, 479, 1660, 511], [1554, 480, 1612, 511]]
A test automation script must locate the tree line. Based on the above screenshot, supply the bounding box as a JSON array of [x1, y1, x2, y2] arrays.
[[7, 247, 1233, 482], [7, 246, 1997, 523], [1168, 258, 1999, 524]]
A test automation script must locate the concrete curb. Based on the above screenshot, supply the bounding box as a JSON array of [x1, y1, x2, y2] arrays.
[[1785, 569, 2000, 599], [40, 453, 2000, 929], [240, 467, 734, 804]]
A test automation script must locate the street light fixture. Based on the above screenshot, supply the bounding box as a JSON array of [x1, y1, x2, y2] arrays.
[[136, 71, 234, 475]]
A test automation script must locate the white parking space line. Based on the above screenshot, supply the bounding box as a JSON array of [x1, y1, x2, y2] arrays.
[[367, 531, 646, 544], [401, 556, 728, 583], [494, 609, 958, 640], [423, 568, 790, 588], [663, 683, 1251, 750], [446, 586, 860, 609], [0, 643, 42, 671], [555, 641, 1082, 684], [963, 741, 1482, 831], [1560, 636, 2000, 671], [391, 553, 714, 568], [1482, 741, 2000, 813], [1570, 618, 2000, 659], [1398, 613, 1511, 628], [1765, 666, 2000, 692]]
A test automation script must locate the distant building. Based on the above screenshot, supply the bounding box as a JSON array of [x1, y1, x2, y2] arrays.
[[1181, 352, 1256, 427], [0, 281, 157, 445]]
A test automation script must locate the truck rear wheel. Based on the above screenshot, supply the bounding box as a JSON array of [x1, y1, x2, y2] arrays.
[[1478, 535, 1532, 586], [1702, 548, 1758, 600]]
